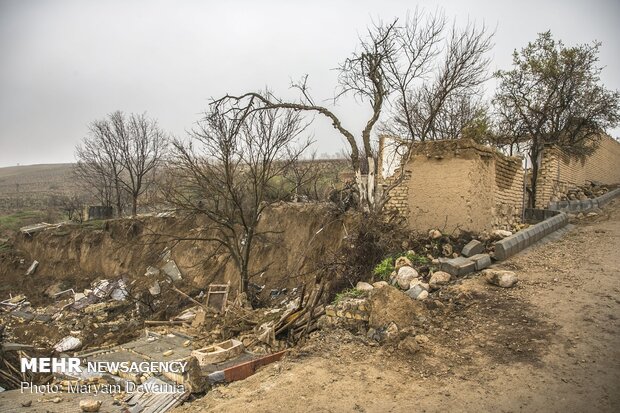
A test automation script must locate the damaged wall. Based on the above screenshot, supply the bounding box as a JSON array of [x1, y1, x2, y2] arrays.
[[3, 203, 347, 303], [535, 135, 620, 208], [384, 139, 524, 234]]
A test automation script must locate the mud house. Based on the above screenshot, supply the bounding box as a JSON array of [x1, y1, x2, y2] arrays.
[[382, 138, 525, 234]]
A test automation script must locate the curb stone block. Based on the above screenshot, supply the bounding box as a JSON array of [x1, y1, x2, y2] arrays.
[[441, 257, 476, 276], [461, 240, 484, 257], [467, 253, 492, 270]]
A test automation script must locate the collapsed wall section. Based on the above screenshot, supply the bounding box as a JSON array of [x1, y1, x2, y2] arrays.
[[384, 139, 524, 233]]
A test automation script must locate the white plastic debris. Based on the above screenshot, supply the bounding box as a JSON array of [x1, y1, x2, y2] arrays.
[[54, 336, 82, 352], [26, 260, 39, 276]]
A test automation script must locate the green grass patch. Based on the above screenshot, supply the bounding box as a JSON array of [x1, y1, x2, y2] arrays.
[[0, 210, 51, 232]]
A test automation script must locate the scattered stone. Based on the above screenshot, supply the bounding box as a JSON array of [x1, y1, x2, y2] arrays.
[[405, 284, 427, 300], [415, 334, 430, 344], [429, 271, 451, 289], [586, 212, 598, 217], [51, 397, 62, 403], [492, 229, 513, 238], [394, 256, 412, 269], [356, 281, 374, 291], [79, 399, 102, 412], [397, 336, 420, 355], [20, 400, 32, 407], [416, 290, 428, 300], [428, 229, 442, 239], [396, 266, 419, 290], [467, 253, 492, 271], [442, 243, 453, 257], [484, 269, 518, 288], [372, 281, 389, 289], [461, 239, 484, 257]]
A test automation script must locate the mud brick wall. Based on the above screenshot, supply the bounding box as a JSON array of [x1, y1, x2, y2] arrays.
[[384, 139, 524, 233], [535, 135, 620, 208]]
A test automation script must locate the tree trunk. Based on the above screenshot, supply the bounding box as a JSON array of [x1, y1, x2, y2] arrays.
[[132, 196, 138, 216], [529, 147, 540, 209]]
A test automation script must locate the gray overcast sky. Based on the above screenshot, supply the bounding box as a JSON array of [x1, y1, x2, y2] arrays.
[[0, 0, 618, 167]]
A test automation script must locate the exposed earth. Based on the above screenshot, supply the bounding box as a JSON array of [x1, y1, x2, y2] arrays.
[[175, 200, 620, 413]]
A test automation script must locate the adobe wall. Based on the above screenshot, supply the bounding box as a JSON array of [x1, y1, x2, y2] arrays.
[[535, 135, 620, 208], [384, 139, 524, 234]]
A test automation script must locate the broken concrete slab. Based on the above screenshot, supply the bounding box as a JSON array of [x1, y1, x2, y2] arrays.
[[440, 256, 476, 277], [461, 240, 484, 257], [467, 253, 492, 271], [162, 260, 183, 281]]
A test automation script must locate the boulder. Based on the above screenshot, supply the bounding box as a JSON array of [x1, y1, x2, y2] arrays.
[[368, 285, 425, 330], [429, 271, 451, 289], [484, 269, 518, 288], [356, 281, 374, 291], [396, 266, 419, 290], [79, 399, 102, 412], [394, 256, 412, 269]]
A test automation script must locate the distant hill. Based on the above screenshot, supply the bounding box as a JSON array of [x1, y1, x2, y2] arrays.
[[0, 163, 78, 211]]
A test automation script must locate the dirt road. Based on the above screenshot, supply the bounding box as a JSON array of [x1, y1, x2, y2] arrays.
[[177, 200, 620, 413]]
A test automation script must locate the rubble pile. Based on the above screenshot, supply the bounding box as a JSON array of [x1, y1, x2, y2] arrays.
[[550, 181, 613, 202]]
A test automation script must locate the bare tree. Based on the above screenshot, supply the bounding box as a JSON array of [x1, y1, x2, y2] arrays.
[[75, 111, 169, 217], [163, 104, 311, 295], [112, 112, 169, 216], [387, 21, 493, 144], [75, 119, 126, 216], [212, 9, 492, 213], [493, 32, 620, 207]]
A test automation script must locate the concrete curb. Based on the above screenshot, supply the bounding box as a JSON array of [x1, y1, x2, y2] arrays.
[[494, 212, 569, 260], [548, 187, 620, 212]]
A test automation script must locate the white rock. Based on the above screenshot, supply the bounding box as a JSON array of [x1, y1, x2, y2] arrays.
[[428, 229, 442, 239], [429, 271, 451, 288], [79, 399, 102, 412], [492, 229, 513, 238], [416, 290, 429, 300], [356, 281, 374, 291], [484, 269, 518, 288], [396, 266, 419, 290]]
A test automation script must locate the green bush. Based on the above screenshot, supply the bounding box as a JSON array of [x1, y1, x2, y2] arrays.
[[372, 257, 394, 281]]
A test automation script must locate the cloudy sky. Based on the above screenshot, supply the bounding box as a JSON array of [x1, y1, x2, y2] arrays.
[[0, 0, 618, 167]]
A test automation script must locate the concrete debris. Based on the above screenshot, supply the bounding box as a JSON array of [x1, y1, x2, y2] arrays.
[[54, 336, 82, 352], [484, 269, 518, 288], [161, 260, 183, 281], [79, 399, 102, 412], [149, 280, 161, 296], [145, 266, 160, 277], [405, 283, 428, 300], [461, 239, 484, 257], [25, 260, 39, 276]]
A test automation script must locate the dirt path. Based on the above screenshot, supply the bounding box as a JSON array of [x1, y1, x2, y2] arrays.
[[176, 200, 620, 413]]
